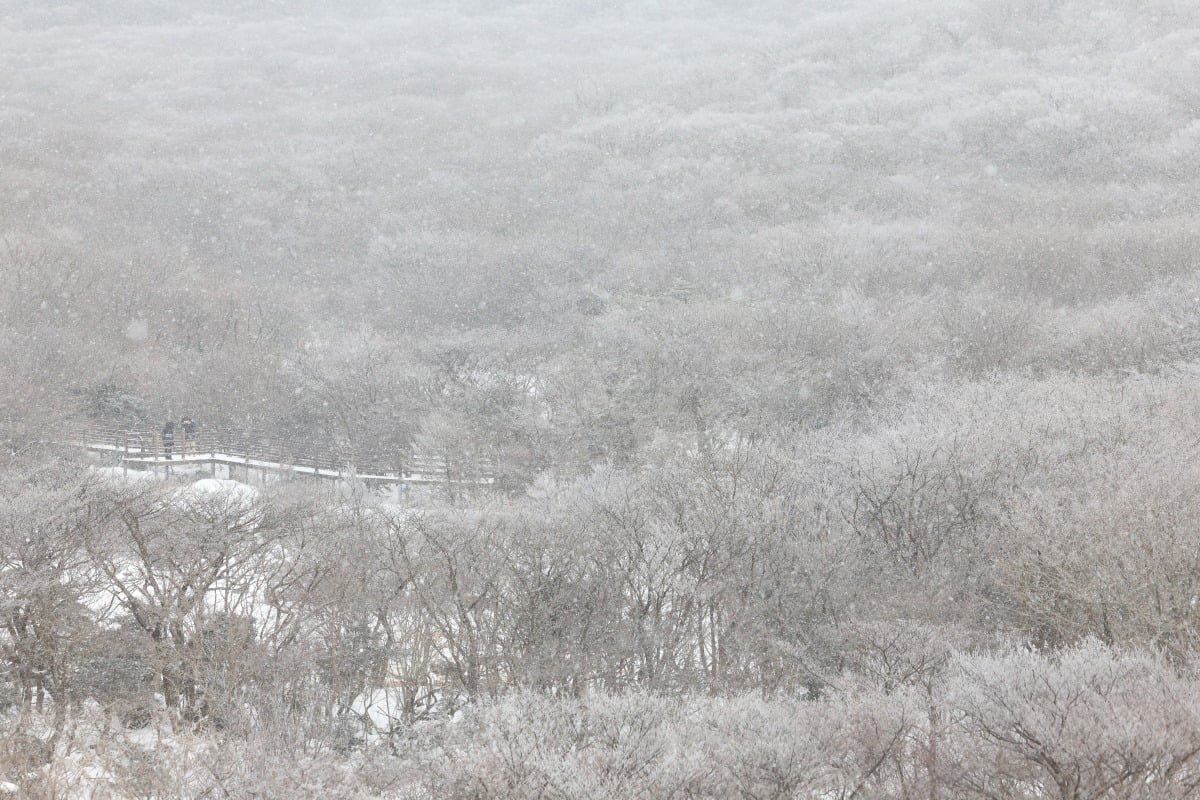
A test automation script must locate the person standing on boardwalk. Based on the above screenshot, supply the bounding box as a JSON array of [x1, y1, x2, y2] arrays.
[[181, 416, 196, 455], [162, 420, 175, 460]]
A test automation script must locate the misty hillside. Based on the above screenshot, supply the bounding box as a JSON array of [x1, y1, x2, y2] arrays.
[[5, 0, 1200, 453], [4, 1, 1200, 797]]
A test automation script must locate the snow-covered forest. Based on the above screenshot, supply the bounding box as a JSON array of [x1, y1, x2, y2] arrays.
[[4, 0, 1200, 796]]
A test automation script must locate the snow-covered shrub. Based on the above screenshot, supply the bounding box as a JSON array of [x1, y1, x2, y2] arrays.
[[945, 640, 1200, 800]]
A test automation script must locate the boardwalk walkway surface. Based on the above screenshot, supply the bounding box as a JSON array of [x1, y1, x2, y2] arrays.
[[76, 425, 495, 489]]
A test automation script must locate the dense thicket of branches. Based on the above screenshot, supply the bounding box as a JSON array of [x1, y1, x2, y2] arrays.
[[4, 0, 1200, 795], [5, 374, 1200, 794]]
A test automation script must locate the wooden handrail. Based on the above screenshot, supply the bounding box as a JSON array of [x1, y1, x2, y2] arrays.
[[73, 423, 496, 484]]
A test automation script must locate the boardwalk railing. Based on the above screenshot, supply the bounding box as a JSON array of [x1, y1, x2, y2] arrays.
[[76, 425, 495, 486]]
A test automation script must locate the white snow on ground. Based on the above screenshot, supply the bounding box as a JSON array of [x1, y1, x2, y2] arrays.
[[90, 467, 261, 500], [88, 467, 263, 523], [171, 478, 263, 527], [348, 687, 450, 740], [4, 700, 216, 800], [350, 688, 408, 737], [91, 466, 164, 483], [185, 477, 259, 500]]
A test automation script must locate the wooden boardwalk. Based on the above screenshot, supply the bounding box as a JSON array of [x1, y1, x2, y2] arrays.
[[77, 425, 495, 489]]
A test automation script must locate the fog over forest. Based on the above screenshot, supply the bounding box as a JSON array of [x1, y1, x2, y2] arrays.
[[4, 0, 1200, 797]]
